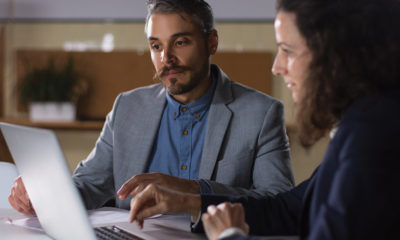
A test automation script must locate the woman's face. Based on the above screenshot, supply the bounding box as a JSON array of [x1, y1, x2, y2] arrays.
[[272, 11, 312, 103]]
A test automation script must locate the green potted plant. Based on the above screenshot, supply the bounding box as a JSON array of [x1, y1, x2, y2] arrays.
[[19, 56, 88, 122]]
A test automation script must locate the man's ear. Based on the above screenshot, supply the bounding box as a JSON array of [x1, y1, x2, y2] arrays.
[[208, 29, 219, 55]]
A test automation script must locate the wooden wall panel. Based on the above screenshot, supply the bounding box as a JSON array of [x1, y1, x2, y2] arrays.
[[0, 27, 4, 117], [16, 50, 155, 120], [16, 50, 272, 120], [212, 52, 272, 96], [0, 130, 14, 163]]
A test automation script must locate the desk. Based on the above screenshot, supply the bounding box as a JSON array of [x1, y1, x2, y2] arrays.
[[0, 208, 206, 240]]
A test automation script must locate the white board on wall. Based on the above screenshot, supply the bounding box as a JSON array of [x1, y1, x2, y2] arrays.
[[0, 0, 276, 22]]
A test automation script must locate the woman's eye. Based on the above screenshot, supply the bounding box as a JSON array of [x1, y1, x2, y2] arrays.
[[283, 48, 292, 56]]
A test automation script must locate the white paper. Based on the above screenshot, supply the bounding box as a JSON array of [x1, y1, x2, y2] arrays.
[[6, 207, 134, 230]]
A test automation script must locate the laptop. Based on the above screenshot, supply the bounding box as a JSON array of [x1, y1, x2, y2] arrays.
[[0, 122, 143, 240]]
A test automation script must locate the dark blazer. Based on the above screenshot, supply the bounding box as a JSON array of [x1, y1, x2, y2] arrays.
[[197, 89, 400, 239]]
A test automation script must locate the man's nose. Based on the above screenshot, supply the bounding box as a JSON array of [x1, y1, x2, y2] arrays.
[[161, 47, 176, 65]]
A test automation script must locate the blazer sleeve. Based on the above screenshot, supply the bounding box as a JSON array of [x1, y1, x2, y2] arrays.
[[194, 179, 309, 236], [71, 95, 122, 209], [203, 101, 294, 197]]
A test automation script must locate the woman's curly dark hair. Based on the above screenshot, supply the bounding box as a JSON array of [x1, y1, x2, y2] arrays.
[[276, 0, 400, 147]]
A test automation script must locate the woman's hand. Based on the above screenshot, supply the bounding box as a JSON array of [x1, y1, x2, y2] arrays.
[[202, 202, 249, 240]]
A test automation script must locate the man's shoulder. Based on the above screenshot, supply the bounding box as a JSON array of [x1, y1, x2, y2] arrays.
[[228, 80, 282, 108], [110, 83, 164, 112], [119, 83, 164, 100], [213, 64, 280, 107]]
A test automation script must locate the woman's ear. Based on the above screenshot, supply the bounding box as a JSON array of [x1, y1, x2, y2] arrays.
[[208, 29, 219, 55]]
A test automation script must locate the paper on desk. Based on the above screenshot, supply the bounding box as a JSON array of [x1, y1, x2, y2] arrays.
[[6, 207, 132, 231]]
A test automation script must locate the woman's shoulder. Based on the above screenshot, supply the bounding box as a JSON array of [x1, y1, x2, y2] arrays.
[[341, 89, 400, 126], [333, 89, 400, 166]]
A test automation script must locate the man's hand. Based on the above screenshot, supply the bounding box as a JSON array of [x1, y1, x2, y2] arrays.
[[129, 183, 201, 228], [8, 176, 35, 215], [202, 202, 249, 240], [117, 172, 200, 201]]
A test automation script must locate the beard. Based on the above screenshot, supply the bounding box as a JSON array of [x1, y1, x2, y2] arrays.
[[153, 60, 209, 96]]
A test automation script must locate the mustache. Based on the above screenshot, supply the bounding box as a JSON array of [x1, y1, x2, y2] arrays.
[[158, 65, 191, 78]]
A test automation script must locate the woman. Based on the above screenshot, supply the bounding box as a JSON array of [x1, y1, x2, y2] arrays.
[[129, 0, 400, 239]]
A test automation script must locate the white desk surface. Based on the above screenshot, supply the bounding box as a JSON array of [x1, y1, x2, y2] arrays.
[[0, 208, 206, 240]]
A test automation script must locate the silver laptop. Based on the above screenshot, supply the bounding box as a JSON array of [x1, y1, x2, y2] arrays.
[[0, 122, 142, 240]]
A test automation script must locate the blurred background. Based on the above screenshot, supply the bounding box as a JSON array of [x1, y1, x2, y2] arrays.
[[0, 0, 329, 184]]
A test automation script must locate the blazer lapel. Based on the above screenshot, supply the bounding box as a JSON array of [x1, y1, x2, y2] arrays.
[[198, 66, 233, 179], [124, 85, 166, 175]]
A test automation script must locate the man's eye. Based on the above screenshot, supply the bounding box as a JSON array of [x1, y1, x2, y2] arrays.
[[175, 40, 187, 46], [151, 44, 161, 50]]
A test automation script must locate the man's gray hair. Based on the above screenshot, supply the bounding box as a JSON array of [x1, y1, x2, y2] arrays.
[[145, 0, 214, 35]]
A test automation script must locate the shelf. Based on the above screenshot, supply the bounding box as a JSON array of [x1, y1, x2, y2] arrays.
[[0, 118, 104, 131]]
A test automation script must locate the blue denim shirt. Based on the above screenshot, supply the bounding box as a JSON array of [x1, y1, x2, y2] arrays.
[[147, 75, 217, 193]]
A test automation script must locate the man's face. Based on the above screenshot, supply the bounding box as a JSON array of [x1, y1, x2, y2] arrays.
[[146, 13, 214, 100]]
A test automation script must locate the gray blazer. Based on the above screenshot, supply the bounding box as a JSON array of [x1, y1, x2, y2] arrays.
[[73, 65, 294, 210]]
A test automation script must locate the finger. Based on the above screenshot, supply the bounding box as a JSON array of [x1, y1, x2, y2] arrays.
[[129, 186, 157, 223], [231, 202, 244, 211], [202, 213, 219, 240], [201, 213, 211, 230], [118, 179, 138, 200], [231, 203, 245, 220], [119, 172, 167, 197], [14, 189, 31, 212], [10, 187, 26, 210], [10, 193, 31, 214], [201, 212, 210, 222], [136, 203, 165, 221], [119, 186, 141, 201], [9, 198, 27, 214], [15, 176, 26, 191], [14, 195, 31, 213], [217, 202, 232, 211], [136, 218, 144, 229], [14, 180, 28, 200], [136, 220, 143, 230], [129, 185, 145, 199], [8, 193, 24, 213], [118, 174, 151, 200], [207, 205, 218, 215]]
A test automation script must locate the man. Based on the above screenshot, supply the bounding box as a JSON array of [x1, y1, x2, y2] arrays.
[[9, 0, 293, 213]]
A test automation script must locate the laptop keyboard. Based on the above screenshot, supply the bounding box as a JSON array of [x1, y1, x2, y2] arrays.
[[95, 225, 144, 240]]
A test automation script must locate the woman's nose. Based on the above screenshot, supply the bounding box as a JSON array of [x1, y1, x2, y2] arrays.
[[271, 53, 287, 76]]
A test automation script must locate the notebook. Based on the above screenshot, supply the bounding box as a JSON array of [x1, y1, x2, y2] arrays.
[[0, 122, 142, 240]]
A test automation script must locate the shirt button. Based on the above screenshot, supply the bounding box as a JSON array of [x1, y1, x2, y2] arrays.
[[181, 164, 187, 170], [182, 107, 187, 112], [183, 130, 188, 135], [173, 112, 177, 117], [195, 113, 200, 118]]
